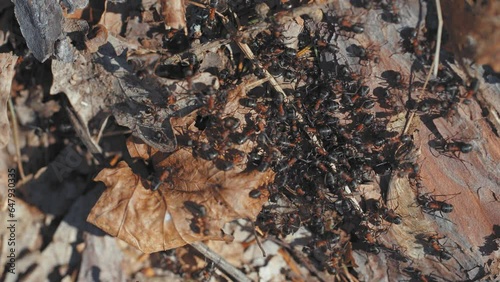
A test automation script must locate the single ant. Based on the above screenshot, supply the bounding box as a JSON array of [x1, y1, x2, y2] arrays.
[[462, 78, 479, 104], [380, 0, 402, 24], [380, 70, 408, 90], [416, 191, 459, 215], [334, 7, 366, 38], [429, 136, 473, 160], [348, 43, 381, 66], [384, 244, 410, 263], [427, 233, 453, 261], [402, 267, 439, 282]]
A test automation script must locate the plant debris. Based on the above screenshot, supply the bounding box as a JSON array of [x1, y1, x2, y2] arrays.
[[1, 0, 500, 281]]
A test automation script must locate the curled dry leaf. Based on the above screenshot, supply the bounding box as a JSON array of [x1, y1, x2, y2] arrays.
[[88, 145, 274, 253], [85, 24, 108, 53]]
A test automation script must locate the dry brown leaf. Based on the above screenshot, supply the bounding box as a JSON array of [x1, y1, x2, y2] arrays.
[[88, 145, 274, 253], [0, 53, 17, 148], [160, 0, 186, 30]]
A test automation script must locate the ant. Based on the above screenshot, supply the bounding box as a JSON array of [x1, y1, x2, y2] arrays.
[[380, 0, 402, 24], [416, 191, 459, 215], [429, 136, 473, 160], [380, 70, 408, 90], [427, 233, 453, 261], [334, 7, 366, 38], [384, 244, 410, 263], [185, 201, 211, 236], [365, 198, 403, 226], [402, 267, 439, 282], [397, 162, 420, 177], [356, 223, 382, 254], [462, 78, 479, 104], [348, 43, 381, 66], [377, 201, 403, 225]]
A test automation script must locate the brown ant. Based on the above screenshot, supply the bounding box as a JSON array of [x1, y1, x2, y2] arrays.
[[429, 136, 473, 161], [427, 233, 453, 261], [185, 201, 211, 236], [334, 7, 366, 39], [416, 191, 459, 215], [380, 0, 402, 24], [463, 78, 479, 104], [356, 223, 381, 254], [384, 244, 410, 263], [380, 70, 408, 90], [348, 43, 382, 66], [366, 198, 403, 225], [402, 267, 439, 282], [397, 162, 420, 177]]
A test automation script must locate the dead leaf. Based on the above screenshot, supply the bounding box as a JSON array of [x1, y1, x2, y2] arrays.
[[0, 53, 17, 148], [88, 146, 274, 253], [160, 0, 186, 30]]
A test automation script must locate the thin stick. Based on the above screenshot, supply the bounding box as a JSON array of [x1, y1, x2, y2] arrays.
[[402, 59, 436, 135], [250, 220, 267, 257], [269, 236, 327, 282], [433, 0, 443, 77], [236, 42, 286, 97], [8, 98, 25, 180], [245, 77, 270, 92], [190, 242, 251, 282], [95, 114, 110, 144]]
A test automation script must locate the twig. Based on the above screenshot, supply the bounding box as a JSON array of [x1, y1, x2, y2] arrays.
[[268, 236, 327, 282], [236, 42, 286, 97], [433, 0, 443, 77], [249, 220, 267, 257], [402, 58, 436, 135], [278, 248, 305, 281], [190, 242, 251, 282], [95, 114, 110, 144], [8, 98, 26, 180]]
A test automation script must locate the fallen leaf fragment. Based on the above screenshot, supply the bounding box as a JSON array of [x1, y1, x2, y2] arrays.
[[0, 53, 17, 148], [160, 0, 186, 30], [88, 148, 274, 253]]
